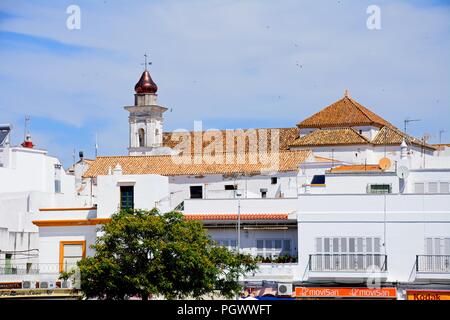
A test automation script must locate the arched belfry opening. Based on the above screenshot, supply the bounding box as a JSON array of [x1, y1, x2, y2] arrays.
[[138, 128, 145, 147]]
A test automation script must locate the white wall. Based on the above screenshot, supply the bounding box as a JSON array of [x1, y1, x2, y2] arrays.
[[0, 146, 80, 269], [184, 198, 299, 214], [169, 172, 298, 209], [38, 225, 98, 278], [297, 194, 450, 282], [96, 173, 170, 218]]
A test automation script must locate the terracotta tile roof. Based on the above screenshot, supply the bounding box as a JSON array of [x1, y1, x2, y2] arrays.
[[327, 164, 382, 173], [184, 214, 289, 221], [297, 96, 392, 129], [288, 127, 370, 147], [83, 150, 311, 177], [371, 126, 436, 150], [432, 144, 450, 151], [163, 127, 299, 154]]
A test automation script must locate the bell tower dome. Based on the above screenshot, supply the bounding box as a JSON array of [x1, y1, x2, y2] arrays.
[[124, 57, 168, 155]]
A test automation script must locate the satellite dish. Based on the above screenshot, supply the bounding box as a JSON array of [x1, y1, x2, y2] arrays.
[[379, 157, 391, 171], [397, 166, 410, 179]]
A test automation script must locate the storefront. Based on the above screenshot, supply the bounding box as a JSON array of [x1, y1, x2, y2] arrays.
[[295, 287, 397, 300], [406, 290, 450, 300]]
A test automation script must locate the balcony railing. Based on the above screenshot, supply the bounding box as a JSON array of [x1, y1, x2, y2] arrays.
[[416, 255, 450, 273], [0, 266, 39, 275], [309, 254, 387, 272], [0, 263, 78, 276]]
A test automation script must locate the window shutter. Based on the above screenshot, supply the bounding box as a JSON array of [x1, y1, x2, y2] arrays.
[[366, 238, 373, 253], [357, 238, 363, 253], [324, 238, 330, 253], [435, 238, 442, 255], [341, 238, 347, 253], [349, 238, 356, 253], [428, 182, 438, 193], [333, 238, 339, 253], [415, 183, 425, 193], [374, 238, 381, 253], [445, 238, 450, 255], [425, 238, 432, 255], [316, 238, 322, 253]]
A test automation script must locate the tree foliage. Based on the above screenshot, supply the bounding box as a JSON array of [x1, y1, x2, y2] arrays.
[[77, 209, 257, 300]]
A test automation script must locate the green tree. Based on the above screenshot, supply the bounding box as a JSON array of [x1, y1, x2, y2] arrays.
[[77, 209, 257, 300]]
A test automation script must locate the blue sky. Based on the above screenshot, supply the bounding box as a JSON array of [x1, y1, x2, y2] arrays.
[[0, 0, 449, 166]]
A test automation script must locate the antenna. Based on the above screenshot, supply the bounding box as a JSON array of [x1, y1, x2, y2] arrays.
[[404, 118, 421, 135], [439, 130, 446, 145], [24, 115, 30, 140], [95, 133, 99, 158]]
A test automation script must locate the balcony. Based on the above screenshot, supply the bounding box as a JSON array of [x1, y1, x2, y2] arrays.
[[0, 263, 77, 283], [307, 254, 388, 282], [415, 255, 450, 281]]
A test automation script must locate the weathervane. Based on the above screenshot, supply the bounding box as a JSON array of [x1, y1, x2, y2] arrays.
[[141, 53, 152, 70]]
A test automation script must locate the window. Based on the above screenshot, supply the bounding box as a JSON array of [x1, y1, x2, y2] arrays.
[[4, 254, 12, 274], [415, 183, 425, 193], [138, 128, 145, 147], [59, 241, 86, 272], [440, 182, 450, 193], [120, 186, 134, 209], [261, 190, 267, 198], [311, 175, 325, 185], [216, 239, 237, 251], [367, 184, 391, 194], [425, 238, 450, 255], [414, 182, 450, 193], [256, 239, 292, 258], [54, 164, 62, 193], [190, 186, 203, 199], [271, 177, 278, 185], [428, 182, 438, 193], [315, 237, 384, 270], [224, 185, 237, 190]]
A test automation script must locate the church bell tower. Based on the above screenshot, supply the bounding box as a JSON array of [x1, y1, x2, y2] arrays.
[[124, 58, 168, 155]]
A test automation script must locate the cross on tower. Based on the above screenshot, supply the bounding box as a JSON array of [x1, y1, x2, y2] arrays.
[[141, 53, 152, 70]]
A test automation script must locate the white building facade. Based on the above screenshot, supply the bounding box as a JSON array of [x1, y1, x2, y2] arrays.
[[2, 70, 450, 299]]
